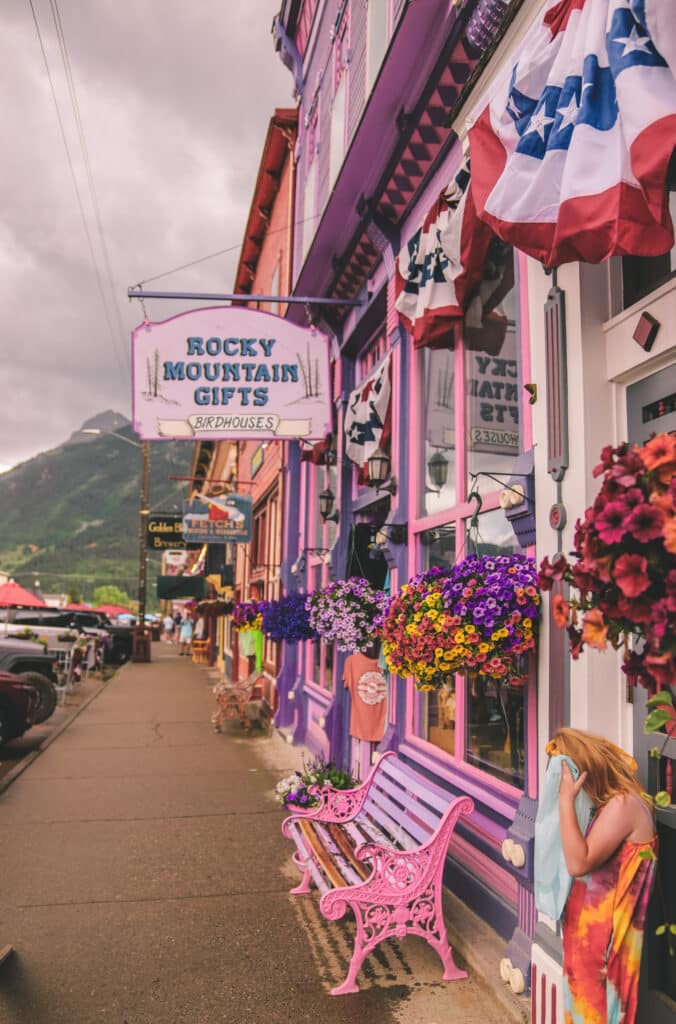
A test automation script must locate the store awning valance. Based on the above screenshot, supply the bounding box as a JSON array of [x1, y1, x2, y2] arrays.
[[156, 576, 209, 600]]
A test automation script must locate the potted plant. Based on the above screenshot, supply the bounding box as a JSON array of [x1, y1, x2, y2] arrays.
[[538, 434, 676, 693], [275, 755, 357, 811], [306, 577, 389, 653]]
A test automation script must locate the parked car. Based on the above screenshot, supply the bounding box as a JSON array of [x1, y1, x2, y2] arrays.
[[0, 671, 37, 746], [0, 609, 132, 665], [0, 638, 58, 724]]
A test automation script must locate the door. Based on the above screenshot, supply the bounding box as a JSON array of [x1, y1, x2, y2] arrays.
[[626, 364, 676, 1018]]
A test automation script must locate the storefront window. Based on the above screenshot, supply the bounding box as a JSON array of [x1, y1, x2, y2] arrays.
[[466, 506, 517, 557], [465, 251, 522, 497], [422, 681, 456, 756], [422, 346, 456, 516], [466, 674, 525, 788], [421, 523, 456, 571]]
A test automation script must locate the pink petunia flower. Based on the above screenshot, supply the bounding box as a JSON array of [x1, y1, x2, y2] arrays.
[[594, 501, 628, 544], [626, 503, 665, 543], [613, 553, 651, 598]]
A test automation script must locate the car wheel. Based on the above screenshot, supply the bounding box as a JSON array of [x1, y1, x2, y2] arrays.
[[20, 672, 58, 725]]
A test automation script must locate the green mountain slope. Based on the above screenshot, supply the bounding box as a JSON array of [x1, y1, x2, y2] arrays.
[[0, 416, 193, 605]]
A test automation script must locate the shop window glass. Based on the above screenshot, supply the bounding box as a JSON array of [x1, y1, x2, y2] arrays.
[[421, 523, 456, 572], [324, 641, 334, 690], [465, 249, 522, 497], [367, 0, 389, 93], [422, 346, 456, 516], [422, 680, 456, 757], [622, 191, 676, 307], [465, 508, 524, 787]]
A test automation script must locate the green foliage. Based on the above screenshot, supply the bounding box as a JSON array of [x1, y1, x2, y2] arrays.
[[0, 429, 191, 603], [92, 585, 134, 609], [67, 587, 83, 605]]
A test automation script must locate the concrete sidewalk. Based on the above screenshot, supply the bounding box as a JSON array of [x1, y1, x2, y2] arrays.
[[0, 644, 526, 1024]]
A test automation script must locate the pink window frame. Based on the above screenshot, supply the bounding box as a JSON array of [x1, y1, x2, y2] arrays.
[[403, 250, 538, 801]]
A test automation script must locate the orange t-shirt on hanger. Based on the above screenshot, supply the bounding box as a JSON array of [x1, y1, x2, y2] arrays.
[[343, 652, 388, 742]]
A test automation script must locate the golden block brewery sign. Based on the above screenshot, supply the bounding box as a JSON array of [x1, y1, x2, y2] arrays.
[[146, 514, 187, 550], [132, 307, 331, 441]]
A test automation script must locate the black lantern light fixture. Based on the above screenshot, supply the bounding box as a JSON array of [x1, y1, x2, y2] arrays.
[[367, 447, 397, 496], [319, 486, 339, 523], [427, 450, 449, 492]]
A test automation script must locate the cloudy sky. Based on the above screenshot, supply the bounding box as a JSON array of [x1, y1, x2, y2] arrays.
[[1, 0, 292, 471]]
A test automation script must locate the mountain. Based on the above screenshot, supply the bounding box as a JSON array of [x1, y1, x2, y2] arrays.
[[0, 416, 194, 604]]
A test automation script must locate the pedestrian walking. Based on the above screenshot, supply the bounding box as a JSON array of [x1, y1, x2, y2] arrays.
[[550, 728, 657, 1024], [178, 614, 193, 655], [193, 614, 205, 642], [162, 614, 175, 643]]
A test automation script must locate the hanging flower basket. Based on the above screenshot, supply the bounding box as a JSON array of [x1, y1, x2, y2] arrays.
[[381, 567, 453, 689], [306, 577, 390, 653], [232, 601, 263, 632], [440, 553, 540, 680], [260, 593, 317, 643], [538, 434, 676, 693], [381, 556, 539, 690]]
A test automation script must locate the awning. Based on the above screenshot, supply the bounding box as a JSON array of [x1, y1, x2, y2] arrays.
[[156, 576, 209, 600]]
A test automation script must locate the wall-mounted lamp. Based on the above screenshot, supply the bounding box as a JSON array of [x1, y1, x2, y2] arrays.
[[374, 523, 408, 546], [367, 448, 397, 496], [319, 486, 339, 523], [427, 450, 449, 492]]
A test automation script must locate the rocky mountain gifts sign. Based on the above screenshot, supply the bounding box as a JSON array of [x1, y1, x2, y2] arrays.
[[132, 307, 331, 441]]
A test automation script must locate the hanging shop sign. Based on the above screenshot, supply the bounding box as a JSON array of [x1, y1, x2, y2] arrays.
[[146, 514, 187, 550], [182, 494, 252, 544], [132, 307, 331, 441]]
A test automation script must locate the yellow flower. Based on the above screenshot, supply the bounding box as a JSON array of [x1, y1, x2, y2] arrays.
[[454, 630, 465, 643], [427, 609, 438, 621], [465, 624, 476, 635], [479, 643, 489, 654], [523, 618, 532, 629]]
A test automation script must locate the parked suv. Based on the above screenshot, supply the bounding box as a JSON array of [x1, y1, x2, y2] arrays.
[[0, 639, 58, 724], [0, 671, 37, 746], [1, 609, 131, 665]]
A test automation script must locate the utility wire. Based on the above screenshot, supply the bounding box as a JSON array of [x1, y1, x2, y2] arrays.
[[46, 0, 130, 380], [134, 213, 318, 287]]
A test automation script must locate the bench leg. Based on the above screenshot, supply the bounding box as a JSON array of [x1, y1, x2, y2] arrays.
[[289, 852, 313, 895]]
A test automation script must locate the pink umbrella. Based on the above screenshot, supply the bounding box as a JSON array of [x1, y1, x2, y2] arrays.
[[0, 580, 47, 608], [94, 603, 133, 617]]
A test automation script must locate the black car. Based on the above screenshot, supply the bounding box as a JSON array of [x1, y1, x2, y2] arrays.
[[0, 639, 59, 724], [0, 670, 37, 746]]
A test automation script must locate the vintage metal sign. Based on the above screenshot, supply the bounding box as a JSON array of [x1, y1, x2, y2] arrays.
[[182, 494, 252, 544], [132, 307, 331, 442], [146, 514, 187, 550]]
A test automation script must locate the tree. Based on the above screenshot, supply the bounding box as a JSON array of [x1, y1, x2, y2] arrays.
[[92, 585, 133, 609], [67, 586, 83, 605]]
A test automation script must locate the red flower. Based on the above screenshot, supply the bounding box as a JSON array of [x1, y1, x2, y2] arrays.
[[626, 503, 665, 543], [643, 653, 676, 688], [593, 445, 615, 478], [537, 554, 568, 591], [613, 553, 651, 598], [595, 501, 628, 544], [617, 596, 653, 624]]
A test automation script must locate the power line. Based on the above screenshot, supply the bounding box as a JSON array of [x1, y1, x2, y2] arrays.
[[47, 0, 130, 380], [26, 0, 129, 389], [133, 213, 318, 287]]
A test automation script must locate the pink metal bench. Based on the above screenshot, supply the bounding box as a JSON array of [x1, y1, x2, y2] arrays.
[[282, 750, 474, 995]]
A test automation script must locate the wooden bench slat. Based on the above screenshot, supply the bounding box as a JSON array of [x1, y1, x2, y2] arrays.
[[369, 774, 442, 835], [297, 819, 347, 889], [327, 824, 371, 881], [312, 822, 364, 887], [380, 758, 451, 816], [288, 819, 330, 893], [364, 790, 433, 848]]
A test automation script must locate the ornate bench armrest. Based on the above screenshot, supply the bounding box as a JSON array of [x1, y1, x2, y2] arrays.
[[285, 750, 398, 823]]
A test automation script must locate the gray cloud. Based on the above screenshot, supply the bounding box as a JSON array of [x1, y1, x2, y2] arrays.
[[1, 0, 292, 469]]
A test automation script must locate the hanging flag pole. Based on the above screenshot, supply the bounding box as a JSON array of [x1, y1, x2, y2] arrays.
[[127, 288, 362, 306]]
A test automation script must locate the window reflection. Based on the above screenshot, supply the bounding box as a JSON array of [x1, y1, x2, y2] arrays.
[[467, 507, 517, 557], [423, 346, 456, 515], [422, 681, 456, 756], [465, 248, 521, 498], [466, 675, 525, 788], [421, 524, 456, 572]]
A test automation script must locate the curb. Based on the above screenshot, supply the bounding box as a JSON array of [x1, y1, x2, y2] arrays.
[[0, 663, 127, 797]]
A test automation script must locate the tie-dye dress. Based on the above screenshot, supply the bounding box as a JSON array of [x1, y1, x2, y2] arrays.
[[562, 834, 657, 1024]]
